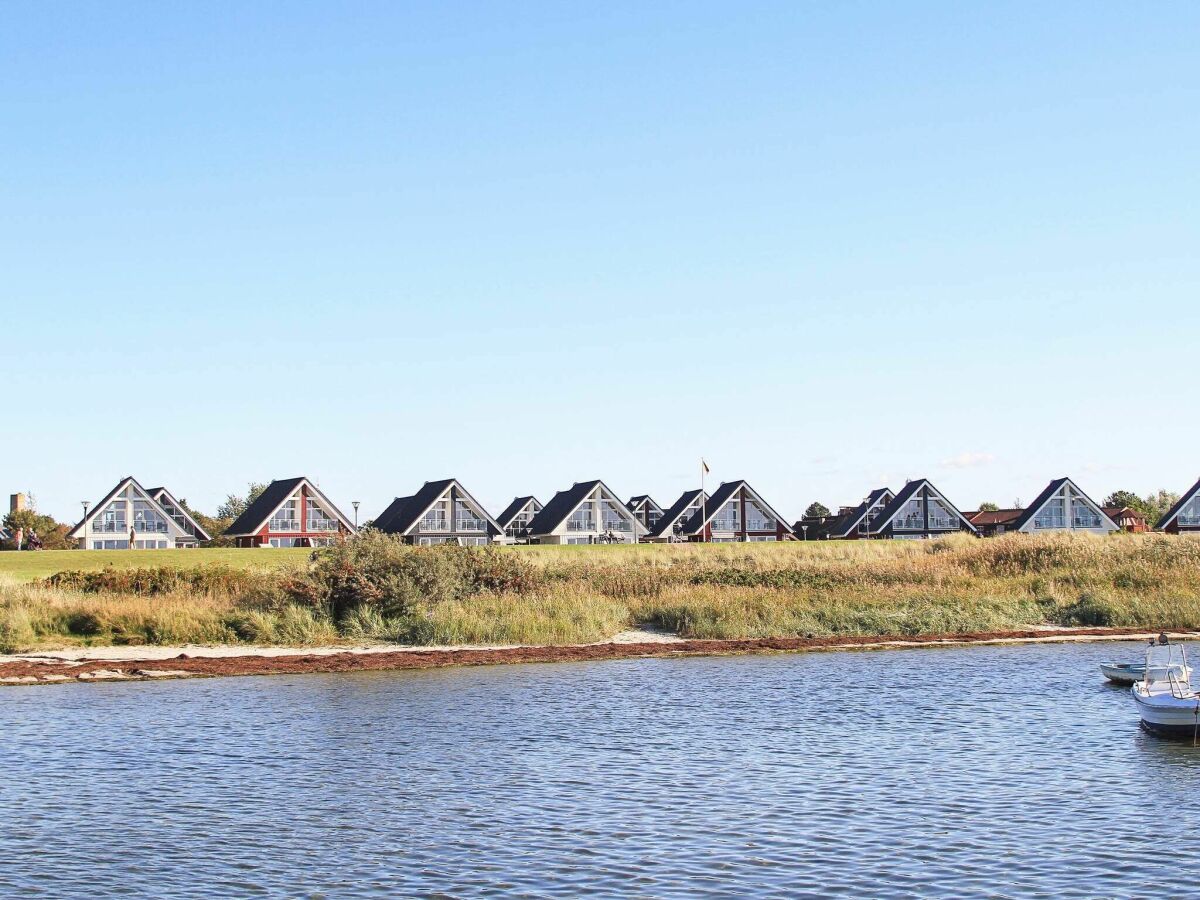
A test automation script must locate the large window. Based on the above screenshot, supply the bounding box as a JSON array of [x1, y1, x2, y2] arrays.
[[1033, 497, 1066, 529], [307, 498, 339, 532], [1071, 499, 1101, 528], [567, 502, 595, 532], [601, 501, 630, 532], [893, 498, 923, 531], [270, 498, 299, 532], [927, 498, 956, 530], [419, 499, 449, 532], [455, 500, 486, 532], [133, 500, 168, 533], [94, 500, 127, 534], [711, 500, 740, 532], [506, 505, 539, 538], [745, 499, 776, 531], [1180, 496, 1200, 527]]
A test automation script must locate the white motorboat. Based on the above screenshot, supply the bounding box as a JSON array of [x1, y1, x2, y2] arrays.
[[1130, 640, 1200, 740]]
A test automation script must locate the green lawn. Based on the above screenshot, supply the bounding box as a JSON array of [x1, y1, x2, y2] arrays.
[[0, 547, 313, 582]]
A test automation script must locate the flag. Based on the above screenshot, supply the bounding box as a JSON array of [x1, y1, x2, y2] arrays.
[[701, 458, 710, 475]]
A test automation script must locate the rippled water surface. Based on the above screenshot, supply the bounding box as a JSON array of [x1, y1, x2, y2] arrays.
[[3, 642, 1200, 897]]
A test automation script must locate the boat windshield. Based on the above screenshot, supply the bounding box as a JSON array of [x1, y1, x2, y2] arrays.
[[1144, 643, 1190, 684]]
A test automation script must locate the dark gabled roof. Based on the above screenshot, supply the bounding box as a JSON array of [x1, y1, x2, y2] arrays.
[[626, 495, 662, 514], [372, 495, 414, 532], [1156, 477, 1200, 529], [870, 478, 978, 534], [1009, 478, 1071, 532], [1104, 506, 1146, 523], [967, 508, 1023, 526], [648, 489, 707, 538], [495, 496, 541, 530], [224, 477, 308, 536], [676, 480, 791, 536], [374, 479, 500, 537], [526, 481, 601, 535], [823, 487, 893, 538], [1008, 477, 1116, 532]]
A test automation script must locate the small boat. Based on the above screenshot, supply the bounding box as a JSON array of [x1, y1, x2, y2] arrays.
[[1131, 640, 1200, 740], [1101, 662, 1147, 685]]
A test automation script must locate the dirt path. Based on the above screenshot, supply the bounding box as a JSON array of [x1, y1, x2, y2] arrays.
[[0, 626, 1190, 686]]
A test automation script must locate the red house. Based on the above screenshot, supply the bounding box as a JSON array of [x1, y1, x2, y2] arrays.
[[224, 476, 355, 548]]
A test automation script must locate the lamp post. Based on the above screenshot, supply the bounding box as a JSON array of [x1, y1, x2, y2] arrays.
[[352, 501, 360, 531], [81, 500, 90, 550], [801, 524, 809, 541]]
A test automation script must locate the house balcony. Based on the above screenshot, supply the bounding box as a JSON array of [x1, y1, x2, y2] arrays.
[[602, 519, 632, 532], [91, 521, 128, 533], [418, 519, 449, 532], [746, 520, 775, 531], [1179, 515, 1200, 526], [269, 519, 300, 531], [566, 519, 596, 531], [456, 520, 486, 532], [308, 519, 339, 532], [711, 519, 740, 532], [1073, 516, 1101, 528], [133, 521, 169, 533]]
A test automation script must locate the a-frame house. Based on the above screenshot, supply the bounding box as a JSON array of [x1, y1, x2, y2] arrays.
[[671, 480, 794, 542], [1008, 477, 1119, 534], [373, 479, 501, 546], [645, 489, 709, 542], [225, 476, 355, 548], [1155, 477, 1200, 533], [863, 479, 977, 539], [525, 480, 647, 544], [795, 487, 895, 540], [70, 476, 212, 549], [626, 495, 665, 533], [495, 496, 543, 544]]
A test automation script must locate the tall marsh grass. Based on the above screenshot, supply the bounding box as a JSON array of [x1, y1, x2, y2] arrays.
[[3, 532, 1200, 651]]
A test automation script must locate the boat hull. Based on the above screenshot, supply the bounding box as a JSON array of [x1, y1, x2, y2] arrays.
[[1132, 688, 1200, 739]]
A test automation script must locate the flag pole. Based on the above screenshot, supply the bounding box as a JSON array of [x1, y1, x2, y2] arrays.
[[700, 458, 707, 543]]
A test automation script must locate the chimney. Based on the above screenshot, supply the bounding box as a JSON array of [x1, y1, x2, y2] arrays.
[[10, 493, 26, 513]]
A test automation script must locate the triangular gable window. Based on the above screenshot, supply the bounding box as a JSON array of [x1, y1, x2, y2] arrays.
[[1178, 494, 1200, 528], [1033, 493, 1066, 529], [307, 496, 340, 531], [455, 498, 487, 532], [745, 499, 775, 530], [270, 495, 300, 531], [927, 497, 956, 529], [711, 500, 740, 531]]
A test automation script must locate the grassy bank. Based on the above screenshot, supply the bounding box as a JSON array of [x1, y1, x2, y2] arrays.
[[3, 533, 1200, 653]]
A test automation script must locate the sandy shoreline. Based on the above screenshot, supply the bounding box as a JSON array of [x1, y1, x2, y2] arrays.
[[1, 626, 1192, 687]]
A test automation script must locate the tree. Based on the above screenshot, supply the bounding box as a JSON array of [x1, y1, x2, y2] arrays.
[[216, 482, 268, 520], [1143, 490, 1180, 527], [978, 502, 999, 512], [2, 507, 74, 550], [804, 501, 831, 519], [1103, 490, 1143, 512], [177, 497, 233, 544]]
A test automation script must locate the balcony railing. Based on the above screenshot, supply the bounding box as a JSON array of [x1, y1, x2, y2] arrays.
[[456, 520, 486, 532], [91, 521, 127, 533], [603, 519, 632, 532], [746, 520, 775, 531], [894, 517, 924, 530], [133, 521, 169, 533], [1073, 516, 1101, 528], [269, 519, 299, 531], [711, 519, 740, 531], [1179, 515, 1200, 526], [566, 519, 595, 531], [418, 519, 449, 532], [308, 520, 339, 532], [1034, 518, 1065, 529]]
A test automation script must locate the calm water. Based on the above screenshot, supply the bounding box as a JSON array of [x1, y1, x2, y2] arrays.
[[2, 642, 1199, 898]]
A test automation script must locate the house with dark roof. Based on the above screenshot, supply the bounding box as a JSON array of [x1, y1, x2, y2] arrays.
[[1004, 477, 1118, 534], [626, 495, 664, 533], [1155, 477, 1200, 533], [69, 476, 212, 549], [224, 477, 355, 548], [965, 507, 1022, 537], [373, 479, 500, 546], [645, 489, 709, 542], [525, 480, 646, 544], [495, 496, 543, 543], [864, 479, 977, 539], [1104, 506, 1149, 533], [794, 488, 895, 540], [669, 480, 794, 542]]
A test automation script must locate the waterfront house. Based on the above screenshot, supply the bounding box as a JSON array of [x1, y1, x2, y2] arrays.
[[224, 477, 355, 548], [668, 480, 794, 542], [373, 479, 501, 546], [1155, 477, 1200, 533], [525, 480, 647, 544], [69, 476, 212, 549], [863, 479, 978, 539], [645, 489, 709, 542], [1004, 477, 1119, 534], [495, 496, 543, 543], [626, 495, 664, 534], [794, 488, 895, 540]]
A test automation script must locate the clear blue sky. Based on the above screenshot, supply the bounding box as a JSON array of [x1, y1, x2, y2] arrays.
[[4, 2, 1198, 523]]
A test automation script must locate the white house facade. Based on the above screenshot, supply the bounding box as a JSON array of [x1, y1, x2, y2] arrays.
[[526, 480, 647, 544], [70, 477, 212, 549]]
